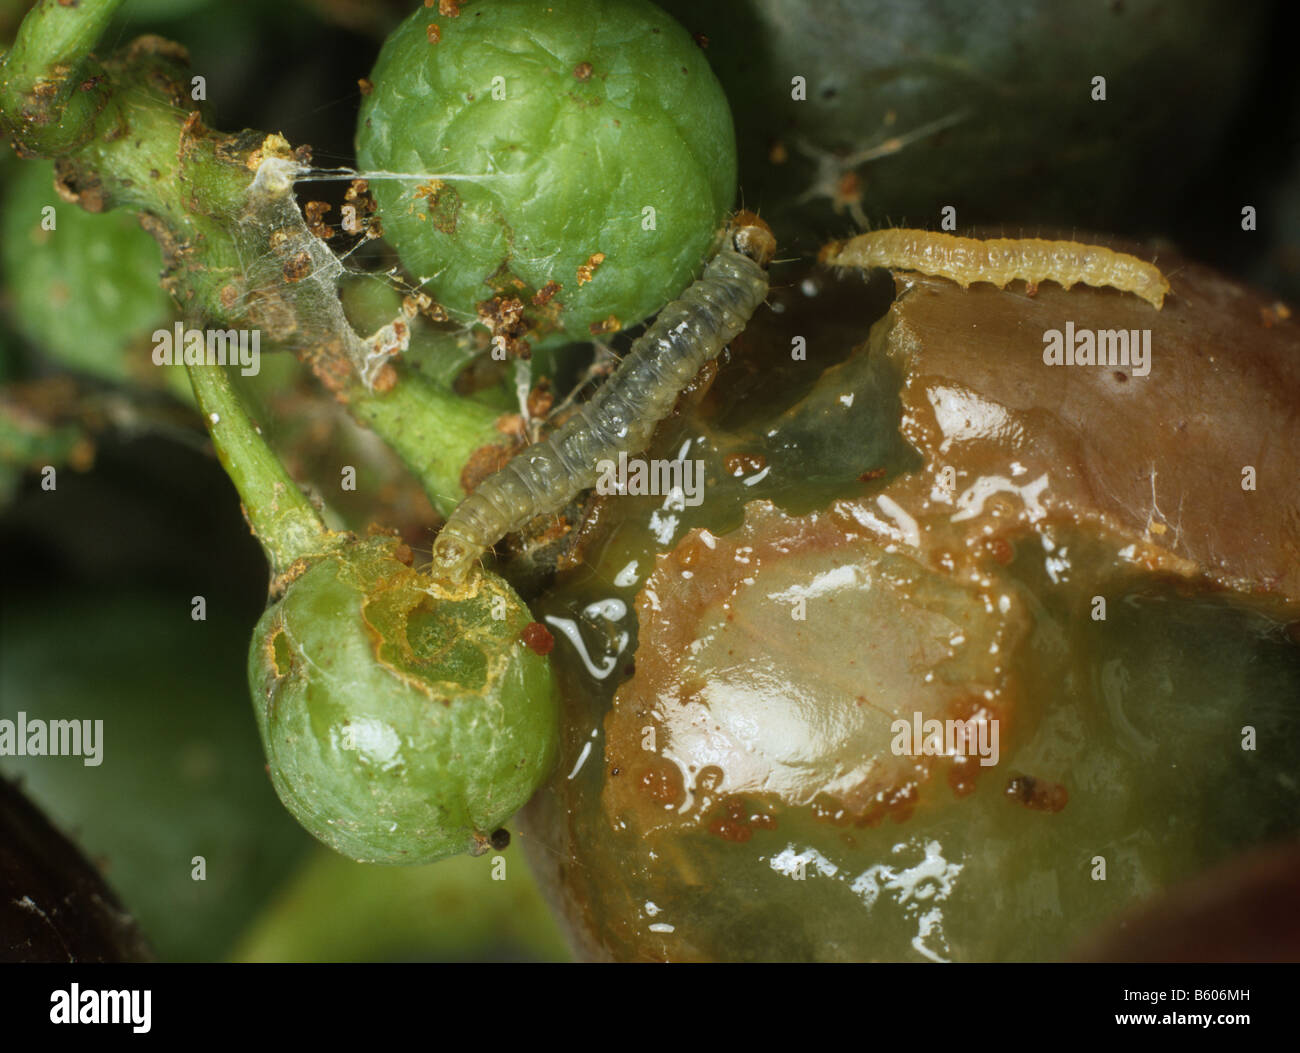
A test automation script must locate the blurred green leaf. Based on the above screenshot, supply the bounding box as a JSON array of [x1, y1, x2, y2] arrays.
[[233, 843, 571, 962], [0, 589, 314, 961]]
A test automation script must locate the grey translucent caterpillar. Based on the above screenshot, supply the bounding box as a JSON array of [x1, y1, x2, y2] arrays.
[[432, 214, 775, 583]]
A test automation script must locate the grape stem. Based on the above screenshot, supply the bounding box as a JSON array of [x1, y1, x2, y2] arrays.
[[1, 0, 272, 335], [0, 0, 516, 525], [187, 363, 339, 581], [0, 0, 124, 153], [349, 369, 508, 517]]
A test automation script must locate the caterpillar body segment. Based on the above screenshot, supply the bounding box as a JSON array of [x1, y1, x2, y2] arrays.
[[821, 229, 1170, 309], [431, 215, 774, 583]]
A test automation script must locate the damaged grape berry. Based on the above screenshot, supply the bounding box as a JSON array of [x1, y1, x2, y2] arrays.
[[248, 535, 559, 864], [355, 0, 737, 350]]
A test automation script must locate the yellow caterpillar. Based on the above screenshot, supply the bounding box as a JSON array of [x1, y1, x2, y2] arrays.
[[821, 229, 1170, 309]]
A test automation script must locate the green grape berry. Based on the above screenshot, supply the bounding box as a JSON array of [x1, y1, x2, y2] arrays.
[[356, 0, 737, 350], [2, 160, 174, 385], [248, 535, 559, 864]]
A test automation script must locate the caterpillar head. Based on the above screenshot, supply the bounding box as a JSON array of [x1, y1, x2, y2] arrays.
[[728, 210, 777, 268], [431, 531, 477, 584]]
